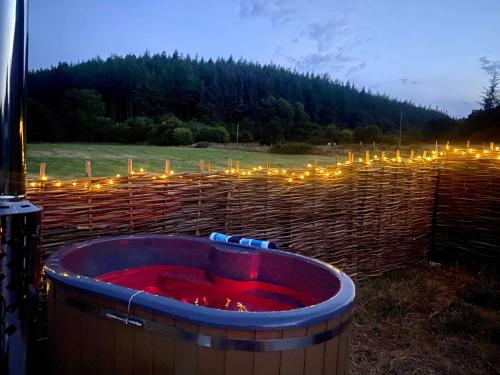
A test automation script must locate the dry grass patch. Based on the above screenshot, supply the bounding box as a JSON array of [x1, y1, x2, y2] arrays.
[[351, 265, 500, 374]]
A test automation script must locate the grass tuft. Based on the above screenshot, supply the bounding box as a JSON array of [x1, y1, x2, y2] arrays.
[[427, 300, 483, 335]]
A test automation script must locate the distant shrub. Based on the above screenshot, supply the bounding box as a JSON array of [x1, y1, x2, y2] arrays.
[[270, 143, 313, 155], [354, 125, 383, 143], [193, 141, 210, 148], [197, 126, 230, 143], [337, 129, 354, 144], [172, 127, 193, 146], [325, 124, 341, 142], [380, 133, 398, 145], [238, 130, 254, 143], [126, 116, 155, 143]]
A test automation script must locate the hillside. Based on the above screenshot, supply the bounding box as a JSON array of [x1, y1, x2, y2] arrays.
[[28, 52, 448, 145]]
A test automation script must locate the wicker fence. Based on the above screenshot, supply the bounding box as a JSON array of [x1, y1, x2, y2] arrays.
[[26, 147, 499, 279], [433, 151, 500, 263]]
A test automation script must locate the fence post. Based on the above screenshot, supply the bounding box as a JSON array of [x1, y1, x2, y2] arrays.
[[39, 162, 46, 180], [85, 160, 93, 232], [490, 142, 494, 151], [410, 150, 414, 160], [365, 150, 370, 164], [128, 158, 133, 175], [85, 160, 92, 178], [164, 160, 170, 176], [200, 160, 204, 176]]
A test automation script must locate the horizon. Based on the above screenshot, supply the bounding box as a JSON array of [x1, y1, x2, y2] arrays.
[[29, 0, 500, 118]]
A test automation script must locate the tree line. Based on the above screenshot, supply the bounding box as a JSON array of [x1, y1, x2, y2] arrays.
[[27, 52, 497, 146]]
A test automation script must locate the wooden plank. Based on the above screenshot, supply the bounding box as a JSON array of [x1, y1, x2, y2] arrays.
[[197, 326, 226, 375], [304, 323, 327, 375], [174, 321, 199, 375], [254, 330, 282, 375], [49, 282, 65, 375], [336, 312, 353, 375], [280, 327, 306, 375], [63, 287, 83, 375], [114, 302, 134, 375], [323, 317, 342, 375], [79, 293, 99, 374], [133, 308, 154, 375], [96, 297, 116, 375], [153, 314, 175, 375], [225, 329, 255, 375]]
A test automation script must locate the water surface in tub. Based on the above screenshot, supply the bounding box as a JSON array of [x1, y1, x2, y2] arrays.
[[98, 265, 317, 312]]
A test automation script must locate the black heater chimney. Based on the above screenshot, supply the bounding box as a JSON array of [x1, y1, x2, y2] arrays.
[[0, 1, 42, 374]]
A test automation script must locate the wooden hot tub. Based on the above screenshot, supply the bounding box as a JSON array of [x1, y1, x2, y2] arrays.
[[45, 235, 355, 375]]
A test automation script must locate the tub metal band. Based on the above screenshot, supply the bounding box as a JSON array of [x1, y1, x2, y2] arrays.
[[102, 309, 352, 352], [144, 315, 353, 352], [64, 296, 352, 352]]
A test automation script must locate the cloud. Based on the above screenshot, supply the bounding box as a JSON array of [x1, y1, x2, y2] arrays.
[[400, 78, 420, 85], [239, 0, 298, 25], [291, 52, 363, 74], [346, 62, 367, 76], [305, 17, 350, 52], [479, 56, 500, 75], [247, 1, 371, 78]]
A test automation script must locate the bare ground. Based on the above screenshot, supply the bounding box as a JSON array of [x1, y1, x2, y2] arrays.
[[351, 264, 500, 374]]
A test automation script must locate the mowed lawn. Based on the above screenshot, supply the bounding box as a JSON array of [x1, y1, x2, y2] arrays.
[[27, 143, 341, 178]]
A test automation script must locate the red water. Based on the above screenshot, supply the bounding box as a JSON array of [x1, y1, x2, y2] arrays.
[[98, 265, 316, 312]]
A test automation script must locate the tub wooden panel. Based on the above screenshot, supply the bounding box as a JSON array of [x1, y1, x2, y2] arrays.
[[323, 317, 342, 375], [280, 327, 307, 375], [304, 322, 327, 375], [174, 321, 199, 375], [336, 311, 353, 375], [152, 314, 175, 375], [254, 329, 283, 375], [225, 329, 255, 375], [198, 326, 226, 375], [48, 274, 354, 375]]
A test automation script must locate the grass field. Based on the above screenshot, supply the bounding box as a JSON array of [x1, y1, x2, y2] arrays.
[[27, 141, 466, 179], [27, 143, 345, 178]]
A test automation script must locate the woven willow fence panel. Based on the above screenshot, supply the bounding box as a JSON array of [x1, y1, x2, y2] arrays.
[[26, 149, 499, 278], [434, 154, 500, 263]]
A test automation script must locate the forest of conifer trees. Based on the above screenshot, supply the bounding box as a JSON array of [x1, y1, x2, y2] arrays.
[[27, 52, 495, 146]]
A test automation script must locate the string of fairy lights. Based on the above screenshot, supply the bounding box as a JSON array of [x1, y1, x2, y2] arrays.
[[28, 142, 499, 190]]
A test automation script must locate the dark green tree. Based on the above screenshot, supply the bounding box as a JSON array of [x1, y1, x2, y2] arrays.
[[172, 127, 193, 145], [480, 72, 500, 110]]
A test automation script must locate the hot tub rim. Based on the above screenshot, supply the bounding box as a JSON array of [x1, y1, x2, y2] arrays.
[[44, 234, 355, 330]]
